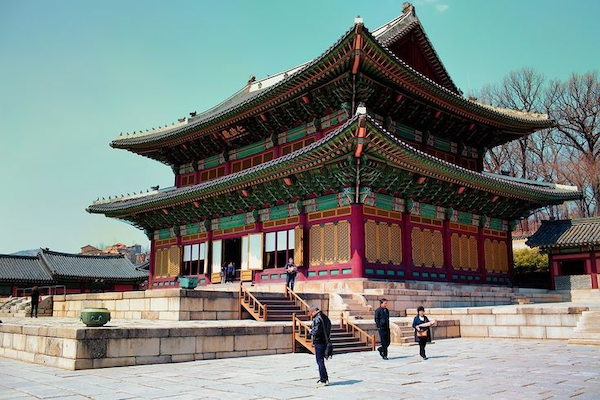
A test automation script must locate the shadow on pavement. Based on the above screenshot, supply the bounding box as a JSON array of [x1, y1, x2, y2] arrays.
[[329, 380, 362, 386]]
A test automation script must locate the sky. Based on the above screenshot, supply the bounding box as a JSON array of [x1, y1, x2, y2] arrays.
[[1, 0, 599, 254]]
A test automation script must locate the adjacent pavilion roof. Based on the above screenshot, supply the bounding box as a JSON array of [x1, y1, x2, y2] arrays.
[[0, 249, 148, 285], [109, 5, 552, 165], [526, 218, 600, 249], [88, 113, 580, 231]]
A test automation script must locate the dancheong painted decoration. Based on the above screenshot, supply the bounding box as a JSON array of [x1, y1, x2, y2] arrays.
[[87, 3, 581, 288]]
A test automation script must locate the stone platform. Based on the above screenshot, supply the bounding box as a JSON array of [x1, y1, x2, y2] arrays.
[[0, 317, 378, 370]]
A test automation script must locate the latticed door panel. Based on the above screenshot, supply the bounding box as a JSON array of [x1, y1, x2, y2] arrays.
[[167, 246, 181, 277], [468, 236, 478, 271], [154, 249, 165, 277], [412, 228, 424, 267], [323, 223, 336, 263], [484, 239, 495, 272], [498, 241, 508, 273], [422, 230, 433, 267], [365, 220, 378, 263], [378, 224, 390, 264], [310, 225, 322, 265], [390, 224, 402, 264], [294, 226, 304, 267], [432, 230, 444, 268], [337, 221, 350, 263], [459, 235, 469, 269], [451, 233, 461, 269]]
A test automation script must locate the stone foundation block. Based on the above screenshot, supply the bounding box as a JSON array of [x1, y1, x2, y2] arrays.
[[519, 326, 546, 339], [234, 335, 267, 351], [160, 337, 195, 355], [106, 338, 160, 358], [197, 335, 234, 353], [460, 326, 489, 337], [488, 326, 519, 338]]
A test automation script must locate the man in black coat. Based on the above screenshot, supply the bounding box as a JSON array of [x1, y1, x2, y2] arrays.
[[374, 298, 390, 360], [310, 305, 331, 386]]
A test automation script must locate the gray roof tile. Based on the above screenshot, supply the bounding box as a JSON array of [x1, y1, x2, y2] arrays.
[[0, 254, 53, 283], [526, 218, 600, 249]]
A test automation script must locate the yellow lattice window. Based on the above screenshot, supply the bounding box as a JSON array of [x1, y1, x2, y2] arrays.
[[365, 220, 378, 263], [412, 228, 424, 267], [154, 249, 166, 277], [310, 226, 322, 265], [378, 224, 390, 263], [337, 221, 350, 262], [294, 226, 304, 267], [168, 246, 181, 277], [484, 238, 508, 273], [323, 223, 336, 263], [412, 227, 443, 268], [309, 221, 350, 265], [451, 233, 479, 271], [390, 223, 402, 264], [468, 236, 478, 270], [498, 241, 508, 273]]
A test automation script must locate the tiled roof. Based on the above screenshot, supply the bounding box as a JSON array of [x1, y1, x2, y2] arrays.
[[39, 249, 148, 282], [0, 254, 53, 283], [88, 113, 580, 217], [111, 10, 550, 150], [526, 218, 600, 249]]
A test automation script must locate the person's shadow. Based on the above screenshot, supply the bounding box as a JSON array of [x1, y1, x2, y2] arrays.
[[328, 380, 362, 386], [387, 355, 411, 360], [425, 355, 449, 359]]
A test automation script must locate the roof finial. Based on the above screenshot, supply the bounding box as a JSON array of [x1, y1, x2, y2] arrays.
[[354, 15, 363, 25], [402, 2, 415, 16]]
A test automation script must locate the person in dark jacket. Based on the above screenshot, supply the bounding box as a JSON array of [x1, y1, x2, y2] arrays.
[[284, 258, 297, 291], [310, 305, 331, 386], [412, 306, 436, 360], [30, 286, 40, 318], [374, 298, 390, 360]]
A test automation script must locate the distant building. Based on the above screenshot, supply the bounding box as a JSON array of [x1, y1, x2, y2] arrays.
[[527, 218, 600, 290], [0, 248, 148, 296], [80, 243, 146, 264]]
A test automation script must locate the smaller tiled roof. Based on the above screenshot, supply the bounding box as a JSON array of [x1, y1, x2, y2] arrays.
[[0, 254, 53, 283], [39, 249, 148, 282], [526, 218, 600, 249]]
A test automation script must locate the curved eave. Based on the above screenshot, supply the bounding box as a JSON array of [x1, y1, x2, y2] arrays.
[[89, 114, 579, 218], [110, 23, 551, 154]]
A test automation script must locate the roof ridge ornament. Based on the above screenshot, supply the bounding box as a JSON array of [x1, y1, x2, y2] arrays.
[[354, 15, 363, 25], [402, 2, 415, 16]]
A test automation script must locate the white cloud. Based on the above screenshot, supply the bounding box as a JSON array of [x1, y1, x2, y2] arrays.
[[435, 4, 450, 12]]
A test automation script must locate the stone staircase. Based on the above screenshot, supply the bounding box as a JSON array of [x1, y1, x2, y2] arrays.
[[0, 296, 53, 317], [330, 293, 374, 321], [293, 314, 375, 354], [569, 310, 600, 346]]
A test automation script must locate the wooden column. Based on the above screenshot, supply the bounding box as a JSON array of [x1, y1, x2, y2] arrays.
[[350, 204, 366, 278], [149, 238, 156, 289], [507, 230, 515, 286], [442, 219, 452, 282], [402, 212, 413, 280], [591, 249, 599, 289], [551, 256, 560, 290], [298, 213, 308, 282], [477, 226, 486, 283]]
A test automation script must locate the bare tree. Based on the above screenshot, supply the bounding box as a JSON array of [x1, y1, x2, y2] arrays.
[[546, 72, 600, 217]]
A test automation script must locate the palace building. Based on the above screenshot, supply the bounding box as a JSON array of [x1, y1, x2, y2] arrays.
[[88, 3, 580, 289]]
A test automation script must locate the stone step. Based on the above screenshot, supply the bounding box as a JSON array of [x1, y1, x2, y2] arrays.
[[568, 338, 600, 346]]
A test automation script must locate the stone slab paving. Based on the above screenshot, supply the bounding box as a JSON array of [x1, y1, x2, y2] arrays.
[[1, 338, 599, 399]]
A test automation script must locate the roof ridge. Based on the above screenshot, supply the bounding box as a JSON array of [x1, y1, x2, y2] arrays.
[[41, 248, 126, 259], [0, 253, 39, 259]]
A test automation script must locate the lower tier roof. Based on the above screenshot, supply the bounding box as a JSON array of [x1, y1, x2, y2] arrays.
[[526, 218, 600, 250], [88, 113, 580, 231]]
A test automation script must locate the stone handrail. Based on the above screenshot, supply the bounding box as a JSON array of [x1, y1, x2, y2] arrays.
[[239, 283, 268, 321], [340, 313, 376, 351]]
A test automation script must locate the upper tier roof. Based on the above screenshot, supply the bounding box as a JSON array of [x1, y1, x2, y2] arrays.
[[526, 218, 600, 249], [110, 4, 552, 154]]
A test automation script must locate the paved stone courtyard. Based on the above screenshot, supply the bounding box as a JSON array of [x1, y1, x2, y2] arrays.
[[0, 338, 598, 399]]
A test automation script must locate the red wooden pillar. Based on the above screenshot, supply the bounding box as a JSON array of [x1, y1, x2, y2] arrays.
[[206, 230, 213, 284], [402, 212, 413, 279], [507, 230, 515, 286], [350, 204, 366, 278], [477, 226, 486, 283], [551, 258, 560, 290], [548, 253, 556, 290], [442, 219, 452, 281], [591, 249, 599, 289], [149, 238, 156, 289], [298, 213, 308, 282]]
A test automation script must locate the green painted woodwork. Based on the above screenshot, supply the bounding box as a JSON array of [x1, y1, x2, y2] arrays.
[[304, 189, 354, 213], [360, 188, 405, 212], [279, 123, 309, 144], [447, 209, 480, 226], [198, 154, 223, 170], [180, 221, 208, 236], [211, 211, 258, 231], [259, 201, 300, 222], [229, 139, 271, 160], [483, 216, 508, 231], [155, 227, 176, 240]]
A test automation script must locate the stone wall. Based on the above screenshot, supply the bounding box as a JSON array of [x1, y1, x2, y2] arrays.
[[555, 275, 593, 290], [409, 305, 589, 340], [53, 289, 328, 322]]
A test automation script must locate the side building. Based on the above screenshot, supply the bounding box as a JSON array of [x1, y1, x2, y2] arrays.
[[0, 249, 148, 296], [87, 4, 580, 289]]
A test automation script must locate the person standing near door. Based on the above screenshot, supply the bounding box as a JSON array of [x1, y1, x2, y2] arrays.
[[375, 298, 390, 360], [285, 257, 297, 291], [226, 262, 234, 283]]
